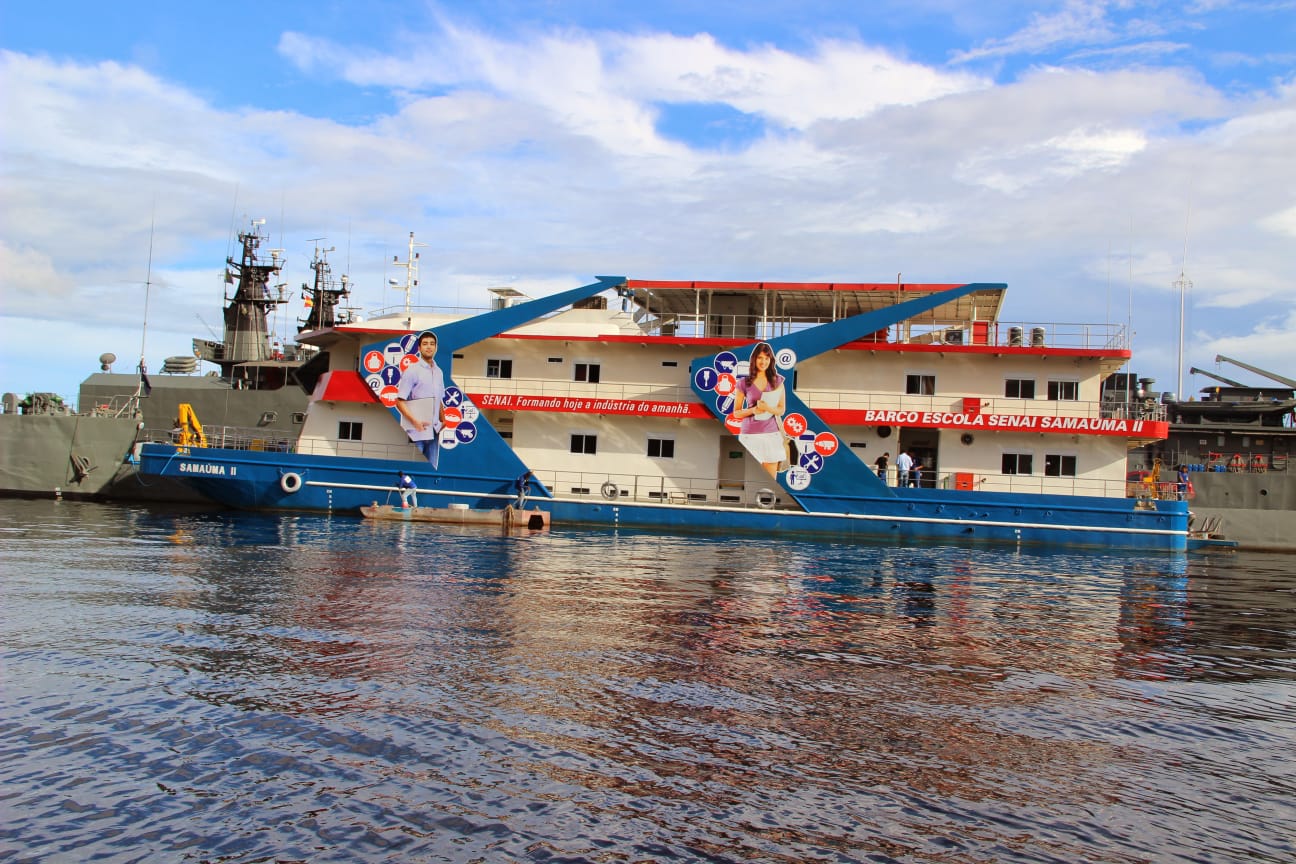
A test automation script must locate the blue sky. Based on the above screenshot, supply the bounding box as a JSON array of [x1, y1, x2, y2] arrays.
[[2, 0, 1294, 401]]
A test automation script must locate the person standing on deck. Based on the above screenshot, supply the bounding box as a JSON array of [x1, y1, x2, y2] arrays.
[[398, 472, 418, 508], [874, 452, 889, 482], [895, 449, 914, 487]]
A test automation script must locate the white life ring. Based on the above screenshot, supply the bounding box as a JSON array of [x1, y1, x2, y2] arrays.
[[756, 488, 776, 508], [600, 481, 619, 500], [280, 472, 303, 494]]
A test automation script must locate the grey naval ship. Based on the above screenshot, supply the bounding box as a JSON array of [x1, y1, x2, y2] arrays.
[[1128, 356, 1296, 552], [0, 221, 357, 501]]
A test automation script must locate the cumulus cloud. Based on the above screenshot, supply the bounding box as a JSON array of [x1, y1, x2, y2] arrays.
[[2, 16, 1295, 399]]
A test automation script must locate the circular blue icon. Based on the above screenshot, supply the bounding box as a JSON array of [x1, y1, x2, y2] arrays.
[[400, 333, 420, 354], [454, 421, 478, 444], [799, 452, 824, 473], [442, 386, 464, 407], [693, 367, 719, 391], [715, 393, 735, 415], [714, 351, 738, 374], [380, 366, 402, 386]]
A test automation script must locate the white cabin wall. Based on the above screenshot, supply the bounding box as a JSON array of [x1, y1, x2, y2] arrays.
[[510, 411, 722, 491], [298, 401, 415, 459], [454, 339, 692, 394], [799, 351, 1102, 409]]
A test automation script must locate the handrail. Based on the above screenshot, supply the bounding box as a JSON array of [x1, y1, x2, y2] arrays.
[[455, 375, 1168, 422]]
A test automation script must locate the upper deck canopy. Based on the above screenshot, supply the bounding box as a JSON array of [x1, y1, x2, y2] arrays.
[[619, 279, 1007, 327]]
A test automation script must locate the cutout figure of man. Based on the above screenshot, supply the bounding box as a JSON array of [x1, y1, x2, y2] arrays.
[[394, 330, 446, 468]]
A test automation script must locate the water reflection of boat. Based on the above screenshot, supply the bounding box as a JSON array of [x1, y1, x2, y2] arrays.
[[0, 222, 357, 500], [140, 270, 1190, 551]]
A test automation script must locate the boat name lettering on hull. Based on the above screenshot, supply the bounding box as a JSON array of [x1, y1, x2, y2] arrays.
[[857, 411, 1146, 436], [179, 462, 235, 477]]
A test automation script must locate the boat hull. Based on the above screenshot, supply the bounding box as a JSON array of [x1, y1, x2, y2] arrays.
[[0, 414, 141, 499], [140, 443, 1189, 551], [361, 503, 551, 530]]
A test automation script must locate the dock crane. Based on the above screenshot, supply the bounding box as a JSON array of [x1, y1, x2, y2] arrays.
[[1214, 355, 1296, 389], [1189, 366, 1247, 388]]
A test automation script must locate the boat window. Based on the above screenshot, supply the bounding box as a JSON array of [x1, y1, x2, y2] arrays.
[[1005, 378, 1036, 399], [570, 433, 598, 454], [1044, 454, 1078, 477], [575, 362, 602, 384], [906, 374, 935, 395], [1047, 380, 1079, 401], [338, 421, 363, 441], [647, 436, 675, 459], [1001, 452, 1033, 474], [486, 358, 513, 379]]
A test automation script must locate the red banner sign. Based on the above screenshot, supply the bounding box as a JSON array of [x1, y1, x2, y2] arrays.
[[472, 393, 712, 418], [817, 408, 1167, 438], [469, 393, 1168, 438]]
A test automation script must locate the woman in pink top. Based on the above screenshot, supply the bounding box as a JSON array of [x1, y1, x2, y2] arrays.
[[733, 342, 786, 477]]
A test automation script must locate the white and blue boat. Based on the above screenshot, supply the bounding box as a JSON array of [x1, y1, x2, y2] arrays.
[[138, 267, 1188, 550]]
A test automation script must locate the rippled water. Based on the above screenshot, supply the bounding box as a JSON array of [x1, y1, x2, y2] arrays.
[[1, 500, 1293, 863]]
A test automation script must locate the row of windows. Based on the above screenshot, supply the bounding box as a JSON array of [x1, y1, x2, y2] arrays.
[[342, 420, 1078, 476], [1003, 453, 1078, 476], [910, 374, 1079, 400], [484, 363, 1080, 403], [1006, 378, 1079, 400], [489, 360, 600, 382], [572, 434, 673, 458]]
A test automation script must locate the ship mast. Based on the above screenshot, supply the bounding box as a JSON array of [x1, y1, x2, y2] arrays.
[[390, 231, 426, 329], [193, 219, 286, 380], [1175, 203, 1192, 402], [299, 241, 353, 332]]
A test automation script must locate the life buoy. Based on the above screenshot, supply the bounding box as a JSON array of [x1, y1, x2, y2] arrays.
[[755, 488, 776, 509], [600, 481, 619, 500], [280, 472, 302, 494]]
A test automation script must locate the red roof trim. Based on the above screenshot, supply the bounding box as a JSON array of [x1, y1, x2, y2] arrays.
[[316, 370, 380, 404], [624, 279, 969, 293]]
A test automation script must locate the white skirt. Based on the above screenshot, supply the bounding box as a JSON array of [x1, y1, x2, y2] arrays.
[[740, 431, 787, 464]]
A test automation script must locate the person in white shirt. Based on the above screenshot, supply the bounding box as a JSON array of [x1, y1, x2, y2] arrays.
[[895, 450, 914, 487], [394, 330, 447, 468]]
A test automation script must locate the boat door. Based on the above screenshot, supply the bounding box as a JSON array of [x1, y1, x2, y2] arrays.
[[898, 432, 938, 488], [717, 434, 747, 496]]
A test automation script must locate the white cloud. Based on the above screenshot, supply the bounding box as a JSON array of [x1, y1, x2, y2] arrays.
[[1259, 205, 1296, 238], [951, 0, 1117, 63], [2, 17, 1295, 400]]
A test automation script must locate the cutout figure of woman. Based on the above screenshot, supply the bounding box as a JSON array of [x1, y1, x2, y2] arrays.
[[734, 342, 786, 477]]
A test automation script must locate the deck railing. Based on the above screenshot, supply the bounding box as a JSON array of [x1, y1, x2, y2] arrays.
[[456, 376, 1167, 423], [365, 304, 1128, 351]]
